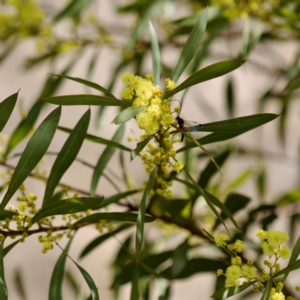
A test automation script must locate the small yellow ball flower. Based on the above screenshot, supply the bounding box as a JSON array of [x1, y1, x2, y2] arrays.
[[217, 269, 223, 276], [165, 78, 176, 90], [173, 161, 184, 173], [231, 256, 242, 266], [256, 229, 267, 239], [271, 291, 285, 300], [234, 240, 244, 252], [121, 72, 134, 85], [214, 233, 230, 247]]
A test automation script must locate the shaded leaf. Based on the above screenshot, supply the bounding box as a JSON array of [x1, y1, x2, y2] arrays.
[[31, 197, 104, 224], [54, 0, 93, 22], [198, 149, 230, 188], [58, 126, 131, 152], [0, 91, 18, 132], [14, 269, 27, 300], [136, 167, 157, 259], [164, 59, 246, 99], [212, 281, 255, 299], [48, 238, 73, 300], [98, 190, 139, 209], [0, 107, 61, 211], [113, 106, 147, 124], [130, 134, 154, 161], [51, 74, 115, 98], [273, 259, 300, 278], [80, 224, 132, 258], [172, 239, 189, 277], [42, 94, 130, 107], [43, 109, 90, 206], [226, 78, 235, 118], [75, 212, 155, 226], [0, 210, 18, 221], [3, 240, 20, 257], [283, 235, 300, 283], [91, 125, 125, 196], [0, 241, 7, 300], [130, 266, 139, 300], [201, 114, 279, 133], [4, 101, 42, 158], [172, 9, 208, 83], [285, 73, 300, 92], [149, 21, 160, 85]]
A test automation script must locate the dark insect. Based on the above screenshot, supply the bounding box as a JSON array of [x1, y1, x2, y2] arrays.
[[176, 116, 202, 142]]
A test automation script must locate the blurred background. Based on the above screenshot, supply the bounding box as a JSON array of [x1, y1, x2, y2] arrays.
[[0, 0, 299, 299]]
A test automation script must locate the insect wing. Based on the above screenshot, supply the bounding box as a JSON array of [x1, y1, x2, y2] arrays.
[[183, 120, 203, 132]]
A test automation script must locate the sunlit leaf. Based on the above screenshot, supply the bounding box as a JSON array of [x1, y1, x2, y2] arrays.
[[80, 224, 132, 258], [91, 125, 125, 196], [0, 107, 61, 211], [136, 167, 157, 259], [51, 74, 116, 98], [172, 9, 208, 83], [48, 238, 73, 300], [43, 109, 90, 206], [42, 94, 130, 107], [32, 197, 104, 224], [130, 134, 154, 161], [149, 21, 160, 85], [212, 281, 255, 299], [164, 59, 246, 98], [113, 106, 147, 124], [75, 212, 155, 226], [0, 91, 18, 132], [0, 241, 7, 300]]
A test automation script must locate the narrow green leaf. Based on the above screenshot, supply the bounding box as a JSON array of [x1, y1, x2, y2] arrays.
[[75, 212, 155, 226], [0, 241, 8, 300], [273, 259, 300, 278], [80, 224, 132, 258], [226, 78, 235, 118], [49, 238, 73, 300], [14, 269, 27, 300], [164, 59, 246, 99], [51, 74, 116, 98], [0, 107, 61, 211], [136, 167, 157, 259], [42, 94, 130, 107], [130, 266, 139, 300], [4, 101, 43, 158], [198, 149, 230, 189], [113, 106, 147, 124], [172, 9, 208, 83], [32, 197, 104, 224], [205, 191, 240, 230], [172, 239, 189, 277], [130, 134, 154, 161], [283, 235, 300, 283], [0, 91, 18, 132], [72, 262, 99, 300], [212, 281, 255, 299], [149, 21, 160, 85], [3, 240, 20, 257], [0, 210, 18, 221], [98, 190, 139, 209], [91, 125, 125, 196], [284, 73, 300, 92], [177, 114, 279, 152], [58, 126, 131, 152], [54, 0, 93, 22], [260, 279, 272, 300], [200, 114, 279, 133], [43, 109, 90, 206]]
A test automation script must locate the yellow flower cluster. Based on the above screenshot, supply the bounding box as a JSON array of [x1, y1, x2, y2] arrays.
[[121, 72, 184, 173], [215, 229, 291, 295], [256, 229, 291, 259]]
